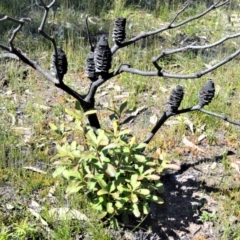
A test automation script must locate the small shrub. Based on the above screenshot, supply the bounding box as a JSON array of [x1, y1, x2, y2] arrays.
[[51, 103, 166, 228]]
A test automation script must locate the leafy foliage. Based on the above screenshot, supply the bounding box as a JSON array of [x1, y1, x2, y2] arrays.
[[51, 103, 166, 228]]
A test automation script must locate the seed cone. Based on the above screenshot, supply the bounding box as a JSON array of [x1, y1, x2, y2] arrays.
[[198, 80, 215, 108], [112, 17, 126, 44], [167, 85, 184, 114], [86, 51, 97, 81], [50, 47, 68, 81], [94, 35, 112, 73]]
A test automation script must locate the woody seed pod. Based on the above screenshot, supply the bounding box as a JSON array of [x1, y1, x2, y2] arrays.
[[85, 51, 97, 81], [112, 17, 126, 44], [50, 47, 68, 81], [198, 80, 215, 108], [167, 85, 184, 114], [94, 35, 112, 73]]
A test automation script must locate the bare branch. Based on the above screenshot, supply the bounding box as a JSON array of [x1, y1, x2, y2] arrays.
[[111, 0, 229, 54], [38, 0, 61, 81], [153, 32, 240, 62], [200, 109, 240, 126], [115, 47, 240, 79]]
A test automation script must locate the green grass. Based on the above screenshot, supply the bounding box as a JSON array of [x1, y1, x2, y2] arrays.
[[0, 1, 240, 239]]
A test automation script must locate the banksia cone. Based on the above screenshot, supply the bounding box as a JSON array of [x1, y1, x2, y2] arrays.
[[94, 35, 112, 73], [167, 85, 184, 114], [50, 47, 68, 81], [85, 51, 97, 81], [112, 17, 126, 44], [198, 80, 215, 108]]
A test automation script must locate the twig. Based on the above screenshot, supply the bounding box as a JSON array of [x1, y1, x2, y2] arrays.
[[111, 0, 229, 54]]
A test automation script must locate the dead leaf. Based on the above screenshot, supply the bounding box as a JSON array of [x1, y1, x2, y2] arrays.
[[150, 114, 158, 125], [48, 207, 88, 221], [23, 166, 46, 174], [182, 135, 205, 153]]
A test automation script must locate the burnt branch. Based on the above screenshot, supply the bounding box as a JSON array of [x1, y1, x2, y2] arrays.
[[111, 0, 229, 54], [144, 79, 239, 143]]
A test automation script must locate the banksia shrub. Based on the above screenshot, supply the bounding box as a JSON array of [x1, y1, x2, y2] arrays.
[[94, 35, 112, 73], [50, 47, 68, 81], [198, 80, 215, 108], [112, 17, 126, 44], [86, 51, 97, 81], [167, 85, 184, 114]]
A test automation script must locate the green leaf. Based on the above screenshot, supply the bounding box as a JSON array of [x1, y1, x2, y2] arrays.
[[111, 192, 119, 199], [62, 169, 81, 180], [87, 180, 97, 190], [143, 202, 150, 215], [109, 181, 116, 193], [84, 110, 97, 116], [137, 189, 150, 195], [96, 129, 109, 146], [102, 143, 119, 150], [98, 211, 107, 219], [52, 166, 66, 178], [96, 176, 107, 189], [129, 136, 136, 147], [130, 174, 140, 190], [49, 122, 58, 131], [119, 101, 128, 114], [131, 194, 138, 203], [149, 195, 164, 204], [135, 142, 147, 150], [143, 168, 155, 176], [118, 129, 131, 136], [134, 154, 146, 163], [70, 141, 77, 151], [146, 174, 160, 180], [65, 108, 81, 120], [86, 128, 97, 145], [66, 182, 82, 195], [115, 201, 123, 209], [97, 189, 108, 195], [132, 203, 140, 218], [106, 202, 114, 214]]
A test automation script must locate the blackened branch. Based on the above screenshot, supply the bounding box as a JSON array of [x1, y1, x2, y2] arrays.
[[111, 0, 229, 54]]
